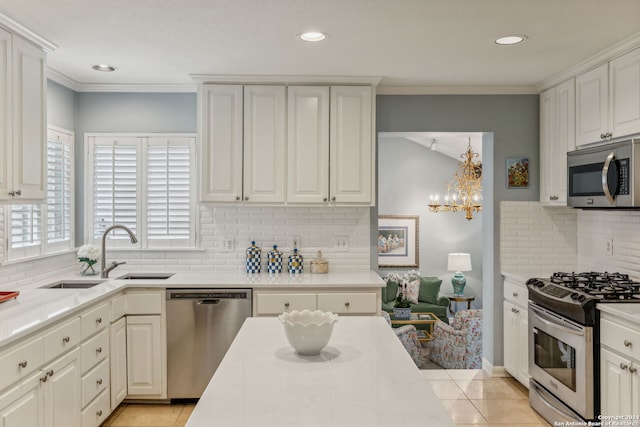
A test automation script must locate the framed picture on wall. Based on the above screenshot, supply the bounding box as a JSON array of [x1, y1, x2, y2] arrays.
[[506, 157, 529, 188], [377, 215, 419, 268]]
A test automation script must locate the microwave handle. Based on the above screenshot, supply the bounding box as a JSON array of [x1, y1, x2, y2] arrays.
[[602, 151, 616, 205]]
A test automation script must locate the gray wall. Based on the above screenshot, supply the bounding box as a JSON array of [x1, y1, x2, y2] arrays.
[[47, 80, 77, 131], [378, 137, 483, 308], [376, 94, 539, 370], [75, 92, 197, 243]]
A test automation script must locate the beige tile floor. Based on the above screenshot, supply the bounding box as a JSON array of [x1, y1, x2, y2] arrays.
[[101, 370, 551, 427]]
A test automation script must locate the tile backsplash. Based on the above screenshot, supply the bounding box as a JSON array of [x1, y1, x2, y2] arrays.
[[500, 201, 578, 274], [0, 206, 372, 289]]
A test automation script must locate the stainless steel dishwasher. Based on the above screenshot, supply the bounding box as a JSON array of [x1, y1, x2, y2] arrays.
[[166, 288, 252, 400]]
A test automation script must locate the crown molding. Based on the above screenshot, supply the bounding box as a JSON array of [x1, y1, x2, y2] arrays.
[[375, 85, 538, 95], [47, 68, 81, 91], [538, 31, 640, 92], [47, 68, 197, 92], [0, 12, 57, 53], [190, 74, 383, 86]]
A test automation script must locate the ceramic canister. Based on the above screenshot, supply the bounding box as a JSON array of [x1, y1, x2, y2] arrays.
[[246, 241, 262, 273], [288, 248, 304, 274], [267, 245, 283, 274]]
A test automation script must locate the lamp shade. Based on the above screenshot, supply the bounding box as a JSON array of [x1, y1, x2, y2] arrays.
[[447, 253, 472, 272]]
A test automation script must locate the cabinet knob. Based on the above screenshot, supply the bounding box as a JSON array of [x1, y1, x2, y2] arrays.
[[512, 292, 518, 297], [244, 197, 249, 201], [96, 346, 102, 354], [284, 302, 290, 308], [630, 366, 637, 374], [512, 308, 519, 314], [549, 196, 558, 201], [40, 374, 48, 383], [15, 190, 21, 196], [62, 336, 70, 343], [97, 410, 103, 417], [236, 196, 241, 201], [18, 360, 28, 368], [344, 302, 350, 307], [331, 196, 336, 202], [323, 198, 328, 202], [624, 339, 633, 347], [97, 378, 103, 385], [96, 317, 102, 324], [601, 133, 606, 139], [620, 363, 629, 371], [47, 369, 54, 377]]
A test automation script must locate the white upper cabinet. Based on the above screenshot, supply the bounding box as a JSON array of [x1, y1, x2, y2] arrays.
[[199, 82, 375, 205], [199, 84, 243, 202], [540, 78, 575, 206], [287, 86, 330, 203], [576, 47, 640, 147], [330, 86, 373, 204], [243, 85, 286, 203], [610, 47, 640, 138], [576, 63, 608, 147], [0, 29, 46, 201]]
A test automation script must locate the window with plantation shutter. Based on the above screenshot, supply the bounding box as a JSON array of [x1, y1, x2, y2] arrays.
[[86, 134, 196, 249], [6, 126, 75, 261]]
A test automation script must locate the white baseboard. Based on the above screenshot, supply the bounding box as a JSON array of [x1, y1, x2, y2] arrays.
[[482, 357, 510, 377]]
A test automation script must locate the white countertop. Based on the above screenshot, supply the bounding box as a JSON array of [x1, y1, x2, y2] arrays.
[[185, 316, 455, 427], [597, 303, 640, 324], [0, 270, 384, 348]]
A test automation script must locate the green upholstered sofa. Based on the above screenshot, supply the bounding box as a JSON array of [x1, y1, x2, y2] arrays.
[[381, 276, 450, 323]]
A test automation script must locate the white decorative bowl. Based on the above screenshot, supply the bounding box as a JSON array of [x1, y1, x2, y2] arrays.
[[279, 310, 339, 355]]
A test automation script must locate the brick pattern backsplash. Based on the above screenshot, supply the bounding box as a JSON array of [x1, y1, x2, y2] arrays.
[[576, 210, 640, 277], [0, 206, 371, 288], [500, 201, 578, 274]]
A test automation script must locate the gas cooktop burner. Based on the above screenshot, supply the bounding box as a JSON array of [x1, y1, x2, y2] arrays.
[[549, 271, 640, 300]]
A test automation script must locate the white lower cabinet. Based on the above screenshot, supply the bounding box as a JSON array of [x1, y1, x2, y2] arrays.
[[109, 317, 127, 409], [126, 315, 163, 396], [0, 371, 43, 427], [503, 279, 529, 388], [254, 289, 379, 316], [600, 313, 640, 417]]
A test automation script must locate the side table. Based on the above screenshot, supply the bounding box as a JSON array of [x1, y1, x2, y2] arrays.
[[446, 294, 475, 316]]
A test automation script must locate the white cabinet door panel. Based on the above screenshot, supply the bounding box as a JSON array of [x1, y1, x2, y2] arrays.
[[0, 372, 43, 427], [576, 63, 608, 146], [600, 347, 633, 416], [610, 47, 640, 138], [126, 315, 162, 395], [0, 29, 10, 200], [287, 86, 329, 203]]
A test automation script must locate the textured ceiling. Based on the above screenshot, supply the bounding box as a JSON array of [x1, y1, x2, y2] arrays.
[[1, 0, 640, 89]]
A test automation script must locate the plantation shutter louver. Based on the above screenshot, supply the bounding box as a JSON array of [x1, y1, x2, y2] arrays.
[[10, 205, 42, 254], [47, 134, 73, 248]]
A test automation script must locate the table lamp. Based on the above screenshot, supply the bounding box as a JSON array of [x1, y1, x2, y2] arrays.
[[447, 253, 472, 295]]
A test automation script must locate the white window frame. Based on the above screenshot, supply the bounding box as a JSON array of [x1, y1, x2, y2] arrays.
[[5, 125, 75, 262], [84, 133, 197, 249]]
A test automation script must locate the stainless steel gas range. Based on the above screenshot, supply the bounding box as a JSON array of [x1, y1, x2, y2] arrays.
[[526, 272, 640, 424]]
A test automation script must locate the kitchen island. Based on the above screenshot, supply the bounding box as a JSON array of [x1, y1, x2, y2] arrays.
[[185, 316, 455, 427]]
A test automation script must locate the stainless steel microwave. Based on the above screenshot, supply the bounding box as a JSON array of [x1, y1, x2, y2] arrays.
[[567, 139, 640, 208]]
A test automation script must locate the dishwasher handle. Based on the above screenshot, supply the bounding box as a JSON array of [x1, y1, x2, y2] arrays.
[[166, 288, 252, 300], [197, 299, 221, 305]]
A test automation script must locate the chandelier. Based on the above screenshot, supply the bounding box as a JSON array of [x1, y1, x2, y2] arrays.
[[428, 138, 482, 221]]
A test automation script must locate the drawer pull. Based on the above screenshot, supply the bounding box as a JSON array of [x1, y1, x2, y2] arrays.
[[344, 302, 350, 307], [47, 369, 54, 377], [96, 347, 102, 354], [96, 317, 102, 325], [624, 340, 633, 347], [97, 410, 103, 417], [512, 292, 518, 297], [40, 374, 48, 383], [284, 302, 290, 308], [96, 378, 103, 385], [62, 336, 70, 343], [620, 363, 629, 371], [630, 366, 637, 374], [18, 360, 28, 368]]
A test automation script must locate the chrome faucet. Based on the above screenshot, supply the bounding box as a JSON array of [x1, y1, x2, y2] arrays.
[[101, 224, 138, 278]]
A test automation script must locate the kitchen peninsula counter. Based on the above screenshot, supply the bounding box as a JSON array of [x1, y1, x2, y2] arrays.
[[185, 316, 456, 427]]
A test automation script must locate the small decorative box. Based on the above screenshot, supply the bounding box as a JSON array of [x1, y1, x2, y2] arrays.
[[267, 245, 283, 274], [287, 248, 304, 274], [246, 241, 262, 274]]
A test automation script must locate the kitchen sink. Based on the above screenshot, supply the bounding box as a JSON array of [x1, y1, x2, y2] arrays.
[[116, 273, 175, 280], [41, 280, 106, 289]]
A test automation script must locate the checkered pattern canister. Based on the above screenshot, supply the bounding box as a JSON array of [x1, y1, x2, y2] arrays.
[[246, 241, 262, 273], [287, 248, 304, 274], [267, 245, 283, 274]]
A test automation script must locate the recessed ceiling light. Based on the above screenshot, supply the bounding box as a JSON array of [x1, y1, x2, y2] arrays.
[[495, 35, 526, 45], [91, 64, 118, 72], [299, 31, 327, 42]]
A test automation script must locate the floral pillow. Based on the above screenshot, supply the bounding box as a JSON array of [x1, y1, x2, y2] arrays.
[[396, 278, 420, 304]]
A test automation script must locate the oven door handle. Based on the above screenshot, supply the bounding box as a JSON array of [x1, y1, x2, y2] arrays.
[[530, 304, 585, 336]]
